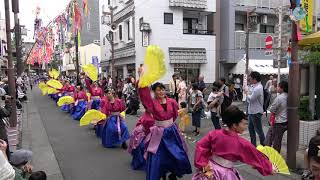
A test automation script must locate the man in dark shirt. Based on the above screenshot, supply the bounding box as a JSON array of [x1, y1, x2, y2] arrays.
[[198, 75, 206, 93]]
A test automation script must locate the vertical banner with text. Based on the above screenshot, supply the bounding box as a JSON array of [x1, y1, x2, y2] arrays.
[[300, 0, 314, 32]]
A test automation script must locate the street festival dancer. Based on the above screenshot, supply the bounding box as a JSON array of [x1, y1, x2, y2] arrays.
[[60, 80, 75, 113], [192, 105, 275, 180], [128, 110, 154, 170], [138, 45, 192, 180], [71, 84, 88, 121], [101, 88, 130, 149], [86, 77, 103, 110]]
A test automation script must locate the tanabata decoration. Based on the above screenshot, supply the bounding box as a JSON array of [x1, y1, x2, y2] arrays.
[[80, 109, 106, 126], [82, 64, 98, 82], [57, 96, 75, 106], [139, 45, 166, 88], [257, 145, 290, 175], [46, 79, 63, 89], [47, 87, 59, 95]]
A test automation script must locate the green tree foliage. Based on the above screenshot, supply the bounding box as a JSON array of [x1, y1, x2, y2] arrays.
[[301, 44, 320, 65]]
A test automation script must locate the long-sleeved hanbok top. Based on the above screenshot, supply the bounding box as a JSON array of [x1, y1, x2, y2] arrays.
[[194, 129, 273, 176], [136, 110, 154, 134], [138, 87, 178, 121], [74, 91, 88, 101], [85, 78, 103, 97], [101, 98, 125, 116]]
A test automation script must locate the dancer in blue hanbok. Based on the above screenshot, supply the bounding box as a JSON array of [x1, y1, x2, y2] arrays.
[[85, 78, 103, 110], [101, 88, 129, 149], [72, 85, 88, 121]]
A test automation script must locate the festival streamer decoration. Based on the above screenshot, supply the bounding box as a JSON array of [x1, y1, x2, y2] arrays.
[[57, 96, 75, 106], [46, 79, 63, 89], [300, 0, 313, 33], [82, 64, 98, 82], [80, 110, 106, 126], [138, 45, 166, 88], [257, 145, 290, 175]]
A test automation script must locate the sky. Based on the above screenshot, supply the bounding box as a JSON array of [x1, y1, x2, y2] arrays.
[[0, 0, 70, 42]]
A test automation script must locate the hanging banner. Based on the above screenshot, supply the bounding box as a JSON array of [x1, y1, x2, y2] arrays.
[[300, 0, 313, 33]]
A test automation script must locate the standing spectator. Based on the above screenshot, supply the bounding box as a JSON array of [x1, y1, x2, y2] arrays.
[[122, 78, 134, 100], [107, 75, 112, 88], [234, 77, 242, 101], [169, 74, 180, 102], [116, 79, 124, 99], [177, 76, 187, 104], [189, 83, 203, 136], [269, 78, 278, 104], [264, 75, 274, 90], [0, 97, 12, 159], [197, 75, 206, 93], [219, 78, 231, 115], [129, 75, 136, 86], [246, 71, 265, 146], [207, 82, 223, 129], [265, 81, 288, 153], [100, 77, 107, 89]]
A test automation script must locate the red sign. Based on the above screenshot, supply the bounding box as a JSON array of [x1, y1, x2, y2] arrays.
[[265, 36, 273, 49]]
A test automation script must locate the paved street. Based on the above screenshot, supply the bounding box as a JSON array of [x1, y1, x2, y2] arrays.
[[24, 88, 301, 180]]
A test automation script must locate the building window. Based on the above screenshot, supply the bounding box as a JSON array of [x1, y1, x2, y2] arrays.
[[235, 23, 244, 31], [108, 0, 110, 5], [103, 37, 106, 45], [119, 25, 122, 41], [127, 21, 131, 40], [260, 25, 274, 33], [164, 13, 173, 24]]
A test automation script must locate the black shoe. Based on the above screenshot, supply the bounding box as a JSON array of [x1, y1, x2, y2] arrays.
[[168, 173, 178, 180], [121, 142, 128, 149], [192, 129, 197, 133], [195, 132, 200, 136], [162, 175, 167, 180]]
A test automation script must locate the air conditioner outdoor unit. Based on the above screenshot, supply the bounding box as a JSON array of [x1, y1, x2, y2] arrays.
[[261, 15, 268, 24], [93, 40, 100, 44]]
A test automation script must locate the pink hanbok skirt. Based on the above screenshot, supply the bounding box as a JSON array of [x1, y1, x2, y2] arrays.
[[192, 160, 243, 180]]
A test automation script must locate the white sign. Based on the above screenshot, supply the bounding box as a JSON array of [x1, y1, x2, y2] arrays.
[[142, 31, 149, 47], [265, 50, 273, 56]]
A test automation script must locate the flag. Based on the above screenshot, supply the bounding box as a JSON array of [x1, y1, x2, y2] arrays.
[[300, 0, 313, 32]]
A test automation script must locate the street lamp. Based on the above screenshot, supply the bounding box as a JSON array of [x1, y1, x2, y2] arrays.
[[243, 8, 258, 101]]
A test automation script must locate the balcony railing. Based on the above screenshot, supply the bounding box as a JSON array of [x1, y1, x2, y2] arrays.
[[183, 29, 214, 35], [235, 31, 274, 49], [235, 0, 290, 9]]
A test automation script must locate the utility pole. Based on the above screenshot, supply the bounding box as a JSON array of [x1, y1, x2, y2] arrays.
[[287, 0, 300, 169], [75, 31, 80, 84], [110, 7, 116, 89], [277, 5, 282, 84], [12, 0, 22, 76], [4, 0, 17, 127]]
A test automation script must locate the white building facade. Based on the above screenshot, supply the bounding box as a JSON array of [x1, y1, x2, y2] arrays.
[[100, 0, 216, 83]]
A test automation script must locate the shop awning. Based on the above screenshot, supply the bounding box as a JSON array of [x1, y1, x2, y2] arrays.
[[169, 47, 207, 64], [299, 31, 320, 46], [229, 59, 289, 75]]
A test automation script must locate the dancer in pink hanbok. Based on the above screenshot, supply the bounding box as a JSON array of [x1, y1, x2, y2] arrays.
[[139, 82, 192, 180], [192, 105, 275, 180]]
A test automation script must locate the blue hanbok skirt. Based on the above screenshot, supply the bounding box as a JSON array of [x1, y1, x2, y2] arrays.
[[52, 94, 60, 103], [90, 99, 101, 110], [146, 124, 192, 180], [72, 101, 87, 121], [95, 120, 105, 138], [61, 104, 71, 112], [131, 139, 146, 171], [101, 115, 130, 148]]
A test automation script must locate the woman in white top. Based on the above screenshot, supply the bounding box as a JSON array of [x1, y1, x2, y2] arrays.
[[0, 139, 15, 180]]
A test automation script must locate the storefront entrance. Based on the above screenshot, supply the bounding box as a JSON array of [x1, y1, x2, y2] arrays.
[[173, 64, 200, 83]]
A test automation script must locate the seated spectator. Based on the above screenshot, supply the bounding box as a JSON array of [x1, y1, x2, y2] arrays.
[[306, 134, 320, 180], [302, 130, 320, 180]]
